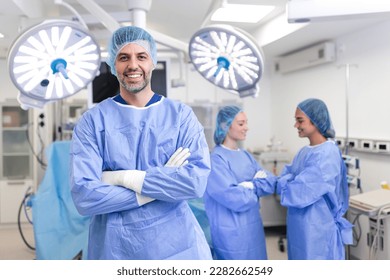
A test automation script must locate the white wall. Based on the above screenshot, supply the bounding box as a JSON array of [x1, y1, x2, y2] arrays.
[[265, 19, 390, 188], [241, 59, 273, 152]]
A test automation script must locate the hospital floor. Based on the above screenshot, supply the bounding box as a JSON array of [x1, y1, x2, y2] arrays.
[[0, 224, 288, 260]]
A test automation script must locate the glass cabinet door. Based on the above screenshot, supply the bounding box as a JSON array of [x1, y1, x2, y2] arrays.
[[1, 105, 32, 179], [191, 105, 215, 150]]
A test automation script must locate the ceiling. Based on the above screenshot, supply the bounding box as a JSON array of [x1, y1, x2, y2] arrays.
[[1, 0, 389, 60]]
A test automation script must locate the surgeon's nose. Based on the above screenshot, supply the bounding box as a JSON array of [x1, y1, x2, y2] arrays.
[[126, 58, 138, 70]]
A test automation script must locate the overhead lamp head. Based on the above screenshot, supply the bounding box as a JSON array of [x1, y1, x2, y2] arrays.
[[7, 19, 101, 109], [189, 24, 264, 98]]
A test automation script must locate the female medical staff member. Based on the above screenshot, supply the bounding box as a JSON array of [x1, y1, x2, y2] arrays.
[[204, 105, 276, 260], [277, 98, 353, 260]]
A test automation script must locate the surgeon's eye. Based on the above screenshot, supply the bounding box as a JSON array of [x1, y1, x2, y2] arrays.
[[118, 55, 129, 61]]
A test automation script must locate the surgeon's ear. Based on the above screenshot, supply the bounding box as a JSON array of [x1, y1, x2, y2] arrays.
[[310, 120, 317, 129]]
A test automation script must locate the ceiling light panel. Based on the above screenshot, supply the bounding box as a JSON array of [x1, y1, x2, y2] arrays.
[[211, 4, 275, 23]]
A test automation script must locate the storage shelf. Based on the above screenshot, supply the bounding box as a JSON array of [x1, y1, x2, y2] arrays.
[[0, 102, 34, 224]]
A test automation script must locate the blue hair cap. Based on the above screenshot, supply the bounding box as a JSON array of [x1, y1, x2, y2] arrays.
[[106, 26, 157, 75], [214, 105, 243, 145], [297, 98, 335, 138]]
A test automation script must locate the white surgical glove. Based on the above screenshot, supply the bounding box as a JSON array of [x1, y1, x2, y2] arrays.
[[102, 170, 153, 206], [101, 170, 146, 194], [254, 170, 267, 179], [165, 147, 191, 167], [135, 193, 155, 206], [238, 181, 254, 189]]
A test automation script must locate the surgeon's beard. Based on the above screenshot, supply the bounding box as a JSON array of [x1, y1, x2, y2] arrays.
[[119, 71, 152, 94]]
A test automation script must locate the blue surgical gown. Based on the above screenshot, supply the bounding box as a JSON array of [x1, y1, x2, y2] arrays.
[[203, 145, 276, 260], [70, 96, 212, 260], [277, 140, 353, 260]]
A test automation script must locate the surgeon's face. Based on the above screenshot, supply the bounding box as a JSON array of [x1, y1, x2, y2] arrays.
[[294, 108, 317, 138], [115, 43, 154, 94], [227, 112, 248, 142]]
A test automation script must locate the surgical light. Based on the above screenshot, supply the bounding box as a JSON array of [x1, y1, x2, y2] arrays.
[[189, 25, 264, 98], [8, 19, 101, 110]]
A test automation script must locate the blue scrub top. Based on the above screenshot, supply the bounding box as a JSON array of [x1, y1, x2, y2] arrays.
[[277, 140, 353, 260], [70, 96, 212, 260], [113, 92, 162, 106], [204, 145, 276, 260]]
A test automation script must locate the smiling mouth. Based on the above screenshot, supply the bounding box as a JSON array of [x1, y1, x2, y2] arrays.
[[126, 73, 142, 78]]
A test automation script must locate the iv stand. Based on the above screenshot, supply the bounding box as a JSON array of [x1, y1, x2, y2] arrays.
[[344, 64, 350, 155], [338, 63, 358, 261], [338, 63, 358, 155]]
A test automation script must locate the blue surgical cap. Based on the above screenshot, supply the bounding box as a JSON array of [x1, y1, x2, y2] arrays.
[[297, 98, 335, 138], [106, 26, 157, 75], [214, 105, 243, 145]]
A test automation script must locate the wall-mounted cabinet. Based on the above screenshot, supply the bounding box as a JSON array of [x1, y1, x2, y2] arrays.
[[191, 103, 216, 150], [1, 104, 33, 179], [0, 179, 33, 223], [57, 100, 87, 141], [0, 102, 34, 223]]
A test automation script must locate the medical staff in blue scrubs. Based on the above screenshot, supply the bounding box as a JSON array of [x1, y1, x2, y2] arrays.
[[204, 106, 276, 260], [277, 98, 353, 260], [70, 26, 212, 260]]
